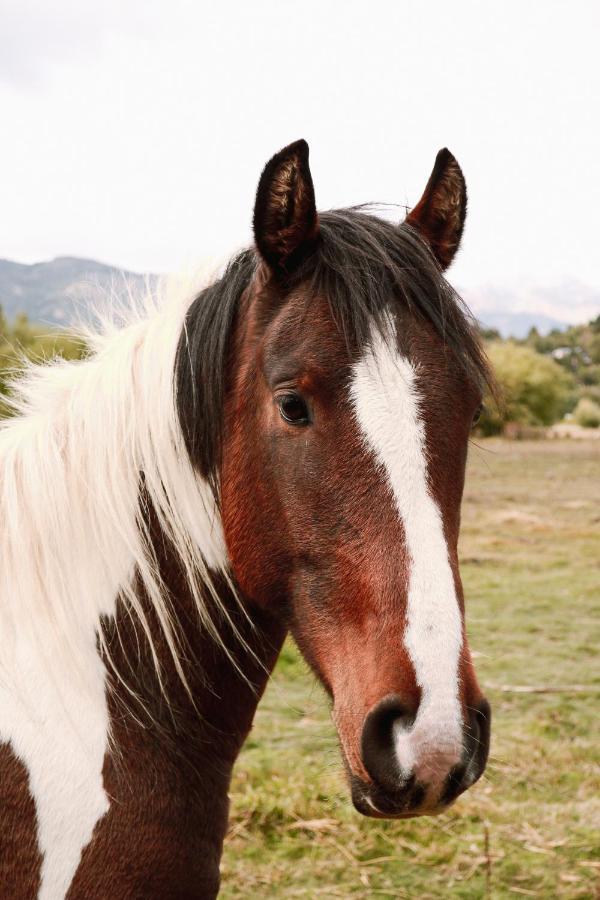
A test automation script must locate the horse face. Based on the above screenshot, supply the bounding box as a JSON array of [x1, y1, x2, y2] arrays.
[[220, 141, 490, 818]]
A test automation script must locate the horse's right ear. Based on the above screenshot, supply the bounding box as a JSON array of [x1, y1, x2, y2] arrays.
[[405, 148, 467, 271], [253, 139, 320, 274]]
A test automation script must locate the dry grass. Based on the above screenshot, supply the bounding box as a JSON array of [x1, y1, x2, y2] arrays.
[[220, 440, 600, 898]]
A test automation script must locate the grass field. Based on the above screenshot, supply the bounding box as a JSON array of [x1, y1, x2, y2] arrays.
[[220, 439, 600, 899]]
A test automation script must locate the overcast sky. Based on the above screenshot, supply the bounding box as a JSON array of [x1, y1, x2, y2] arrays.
[[1, 0, 599, 323]]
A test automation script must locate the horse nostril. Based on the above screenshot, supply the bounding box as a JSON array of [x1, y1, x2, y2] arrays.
[[469, 697, 491, 778], [442, 697, 492, 805], [361, 694, 415, 792]]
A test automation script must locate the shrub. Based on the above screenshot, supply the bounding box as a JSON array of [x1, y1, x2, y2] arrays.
[[573, 397, 600, 428], [478, 342, 574, 435]]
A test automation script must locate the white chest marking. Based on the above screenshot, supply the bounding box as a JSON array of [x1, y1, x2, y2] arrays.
[[0, 628, 110, 900], [350, 325, 464, 787]]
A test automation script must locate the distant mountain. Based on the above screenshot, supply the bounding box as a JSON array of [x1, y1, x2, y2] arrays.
[[1, 256, 599, 339], [461, 280, 600, 338], [473, 310, 566, 339], [0, 256, 152, 327]]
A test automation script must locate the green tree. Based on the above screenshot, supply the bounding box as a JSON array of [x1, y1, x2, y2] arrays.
[[478, 325, 502, 342], [573, 397, 600, 428], [479, 341, 574, 434]]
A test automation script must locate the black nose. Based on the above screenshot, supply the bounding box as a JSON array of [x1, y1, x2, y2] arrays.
[[357, 694, 491, 816], [361, 694, 415, 793], [441, 698, 491, 805]]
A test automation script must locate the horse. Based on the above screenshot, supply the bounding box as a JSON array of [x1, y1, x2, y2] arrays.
[[0, 139, 492, 899]]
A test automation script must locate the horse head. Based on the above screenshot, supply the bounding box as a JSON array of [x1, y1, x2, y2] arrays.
[[215, 140, 491, 817]]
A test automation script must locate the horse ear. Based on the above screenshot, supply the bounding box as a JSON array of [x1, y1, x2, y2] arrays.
[[253, 139, 319, 274], [405, 148, 467, 270]]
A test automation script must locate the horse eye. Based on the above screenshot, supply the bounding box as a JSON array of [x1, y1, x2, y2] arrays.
[[472, 404, 483, 426], [277, 392, 310, 425]]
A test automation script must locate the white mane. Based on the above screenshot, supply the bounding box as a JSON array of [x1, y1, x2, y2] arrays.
[[0, 272, 258, 899], [0, 273, 234, 696]]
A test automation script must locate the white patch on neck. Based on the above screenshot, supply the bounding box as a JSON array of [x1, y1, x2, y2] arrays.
[[350, 323, 463, 790]]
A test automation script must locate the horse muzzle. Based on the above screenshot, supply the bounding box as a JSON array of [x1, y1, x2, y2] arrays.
[[348, 695, 491, 819]]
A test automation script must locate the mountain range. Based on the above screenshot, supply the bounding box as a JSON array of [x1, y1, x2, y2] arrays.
[[0, 256, 151, 328], [460, 280, 600, 338], [0, 256, 598, 338]]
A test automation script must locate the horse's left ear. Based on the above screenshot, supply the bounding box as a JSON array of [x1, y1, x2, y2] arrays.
[[253, 139, 319, 274], [405, 148, 467, 270]]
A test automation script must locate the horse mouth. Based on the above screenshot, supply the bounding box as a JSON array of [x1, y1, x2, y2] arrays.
[[349, 774, 450, 819], [349, 765, 485, 819]]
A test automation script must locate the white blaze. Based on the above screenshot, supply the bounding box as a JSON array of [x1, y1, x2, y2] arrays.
[[350, 324, 464, 790]]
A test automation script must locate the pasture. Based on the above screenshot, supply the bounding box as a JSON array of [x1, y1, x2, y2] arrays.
[[221, 439, 600, 898]]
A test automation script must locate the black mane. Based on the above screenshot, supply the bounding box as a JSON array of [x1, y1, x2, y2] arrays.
[[175, 208, 492, 495]]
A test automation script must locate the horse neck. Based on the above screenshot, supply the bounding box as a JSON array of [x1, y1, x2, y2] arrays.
[[27, 500, 285, 900], [102, 500, 287, 780], [92, 509, 286, 900]]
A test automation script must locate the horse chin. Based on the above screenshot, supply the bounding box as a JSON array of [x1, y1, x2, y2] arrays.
[[353, 793, 451, 820], [349, 776, 452, 820]]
